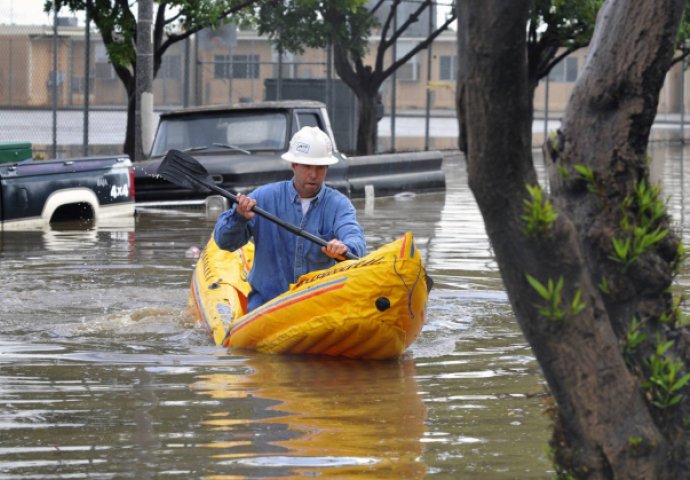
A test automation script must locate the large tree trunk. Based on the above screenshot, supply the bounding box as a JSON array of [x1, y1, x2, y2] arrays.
[[457, 0, 688, 478], [355, 91, 378, 155]]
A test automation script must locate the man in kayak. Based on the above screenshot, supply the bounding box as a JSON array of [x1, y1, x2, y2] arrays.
[[213, 126, 366, 311]]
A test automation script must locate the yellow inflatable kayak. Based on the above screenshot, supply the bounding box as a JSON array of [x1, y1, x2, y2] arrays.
[[188, 231, 429, 359]]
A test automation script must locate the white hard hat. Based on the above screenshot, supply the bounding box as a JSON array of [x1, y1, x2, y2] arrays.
[[281, 126, 338, 166]]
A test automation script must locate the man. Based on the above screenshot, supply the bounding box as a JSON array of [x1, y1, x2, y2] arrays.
[[214, 126, 366, 311]]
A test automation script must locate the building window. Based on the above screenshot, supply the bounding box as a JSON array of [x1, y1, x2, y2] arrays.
[[215, 54, 260, 79], [159, 54, 181, 80], [213, 55, 228, 79], [271, 49, 295, 79], [439, 55, 457, 81], [395, 41, 419, 82], [233, 54, 259, 79], [94, 44, 115, 79], [47, 71, 64, 87], [397, 63, 419, 82], [70, 76, 94, 93], [548, 57, 578, 83]]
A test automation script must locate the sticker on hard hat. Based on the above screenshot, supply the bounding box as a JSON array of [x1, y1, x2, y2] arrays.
[[294, 142, 310, 154]]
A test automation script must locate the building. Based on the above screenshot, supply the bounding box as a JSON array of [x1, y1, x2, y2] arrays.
[[0, 18, 688, 153], [0, 19, 471, 113]]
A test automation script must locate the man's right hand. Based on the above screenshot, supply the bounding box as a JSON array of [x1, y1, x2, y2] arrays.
[[234, 193, 257, 220]]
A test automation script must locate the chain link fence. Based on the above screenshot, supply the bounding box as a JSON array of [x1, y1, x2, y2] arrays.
[[0, 17, 459, 159]]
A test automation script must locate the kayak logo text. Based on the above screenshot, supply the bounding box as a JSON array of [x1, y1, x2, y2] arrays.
[[296, 256, 385, 287], [216, 303, 234, 329]]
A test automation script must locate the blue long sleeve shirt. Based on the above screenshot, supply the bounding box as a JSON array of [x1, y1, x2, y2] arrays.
[[213, 180, 366, 311]]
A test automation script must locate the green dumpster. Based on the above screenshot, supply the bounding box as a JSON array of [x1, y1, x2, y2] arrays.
[[0, 142, 32, 164]]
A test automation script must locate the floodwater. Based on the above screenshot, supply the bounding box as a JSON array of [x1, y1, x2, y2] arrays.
[[1, 144, 688, 479]]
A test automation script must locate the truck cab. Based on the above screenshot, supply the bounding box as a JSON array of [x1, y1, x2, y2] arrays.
[[136, 101, 349, 205], [134, 99, 446, 208]]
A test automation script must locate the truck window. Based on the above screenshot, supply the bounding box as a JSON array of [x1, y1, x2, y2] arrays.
[[150, 112, 289, 156], [297, 112, 323, 130], [223, 113, 287, 150]]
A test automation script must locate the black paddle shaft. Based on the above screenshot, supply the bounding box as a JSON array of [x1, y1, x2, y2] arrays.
[[157, 149, 359, 261]]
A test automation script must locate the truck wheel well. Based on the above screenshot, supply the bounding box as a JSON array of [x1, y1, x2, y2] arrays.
[[50, 202, 96, 227], [42, 188, 100, 227]]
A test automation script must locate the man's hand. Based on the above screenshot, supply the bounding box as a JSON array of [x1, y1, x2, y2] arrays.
[[322, 239, 349, 260], [234, 193, 257, 220]]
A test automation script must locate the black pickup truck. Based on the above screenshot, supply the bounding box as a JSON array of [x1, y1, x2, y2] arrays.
[[134, 100, 446, 208], [0, 143, 135, 230]]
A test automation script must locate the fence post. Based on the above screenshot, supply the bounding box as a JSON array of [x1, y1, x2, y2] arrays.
[[391, 9, 397, 153], [183, 37, 190, 108], [326, 42, 332, 116], [52, 6, 59, 158], [681, 55, 686, 145], [424, 4, 433, 151], [83, 2, 91, 156], [195, 34, 201, 106], [277, 51, 283, 100]]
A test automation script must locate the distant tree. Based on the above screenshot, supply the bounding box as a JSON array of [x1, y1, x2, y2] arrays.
[[459, 0, 690, 152], [458, 0, 602, 153], [458, 0, 690, 478], [527, 0, 690, 90], [45, 0, 259, 161], [254, 0, 456, 155], [526, 0, 601, 89]]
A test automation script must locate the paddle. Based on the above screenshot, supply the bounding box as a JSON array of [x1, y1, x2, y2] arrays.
[[157, 149, 359, 261]]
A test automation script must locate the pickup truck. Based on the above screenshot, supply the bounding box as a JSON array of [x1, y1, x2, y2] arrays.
[[0, 143, 135, 230], [133, 100, 446, 208]]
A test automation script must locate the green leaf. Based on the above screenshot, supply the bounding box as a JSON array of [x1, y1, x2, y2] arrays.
[[570, 289, 586, 315], [526, 274, 549, 300], [672, 372, 690, 392]]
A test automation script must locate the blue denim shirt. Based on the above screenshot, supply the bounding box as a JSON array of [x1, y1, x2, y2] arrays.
[[214, 180, 366, 311]]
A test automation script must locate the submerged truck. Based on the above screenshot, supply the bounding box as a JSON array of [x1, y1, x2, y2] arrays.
[[0, 142, 135, 230], [133, 100, 446, 208]]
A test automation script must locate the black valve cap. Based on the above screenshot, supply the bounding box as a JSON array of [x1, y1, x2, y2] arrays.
[[375, 297, 391, 311]]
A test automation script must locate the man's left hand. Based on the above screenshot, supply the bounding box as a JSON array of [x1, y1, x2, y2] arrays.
[[322, 239, 349, 261]]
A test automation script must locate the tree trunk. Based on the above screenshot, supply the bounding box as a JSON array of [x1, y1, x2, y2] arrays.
[[110, 60, 136, 161], [331, 43, 380, 155], [123, 86, 136, 161], [355, 91, 378, 155], [457, 0, 688, 478]]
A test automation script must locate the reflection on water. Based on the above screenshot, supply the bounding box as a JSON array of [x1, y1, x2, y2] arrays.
[[0, 145, 688, 479], [192, 356, 426, 479]]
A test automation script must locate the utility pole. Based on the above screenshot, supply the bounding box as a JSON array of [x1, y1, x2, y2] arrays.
[[83, 0, 91, 156], [135, 0, 154, 161], [52, 5, 58, 158]]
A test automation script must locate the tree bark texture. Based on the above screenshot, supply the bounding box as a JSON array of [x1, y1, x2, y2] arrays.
[[457, 0, 688, 478], [124, 87, 136, 162], [332, 44, 379, 155]]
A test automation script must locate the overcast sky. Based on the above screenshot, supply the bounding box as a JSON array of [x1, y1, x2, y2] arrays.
[[0, 0, 80, 26], [0, 0, 455, 32]]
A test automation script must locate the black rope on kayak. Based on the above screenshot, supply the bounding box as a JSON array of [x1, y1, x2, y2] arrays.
[[392, 255, 423, 320]]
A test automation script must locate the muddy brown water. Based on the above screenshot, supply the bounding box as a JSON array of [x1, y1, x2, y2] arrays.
[[1, 145, 688, 479]]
